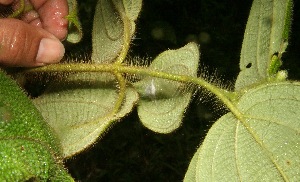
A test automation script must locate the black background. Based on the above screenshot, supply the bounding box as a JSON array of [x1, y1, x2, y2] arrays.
[[65, 0, 300, 181]]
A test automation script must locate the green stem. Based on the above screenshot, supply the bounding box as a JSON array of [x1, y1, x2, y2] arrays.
[[25, 63, 242, 120], [8, 0, 25, 18], [112, 1, 132, 65], [111, 72, 127, 115], [114, 16, 131, 65]]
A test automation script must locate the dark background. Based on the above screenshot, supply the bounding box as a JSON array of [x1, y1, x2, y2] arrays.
[[65, 0, 300, 181]]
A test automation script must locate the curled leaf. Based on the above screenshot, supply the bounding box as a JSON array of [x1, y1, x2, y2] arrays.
[[134, 42, 199, 133], [91, 0, 142, 63]]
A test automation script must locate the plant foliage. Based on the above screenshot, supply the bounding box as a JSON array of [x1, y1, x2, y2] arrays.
[[0, 0, 299, 181], [0, 70, 73, 181]]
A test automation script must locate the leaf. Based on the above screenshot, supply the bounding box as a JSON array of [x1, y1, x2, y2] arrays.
[[34, 73, 139, 158], [134, 42, 199, 133], [91, 0, 142, 63], [235, 0, 293, 91], [183, 148, 199, 181], [33, 0, 142, 158], [185, 82, 300, 181], [66, 0, 83, 43], [0, 70, 73, 181], [122, 0, 143, 21]]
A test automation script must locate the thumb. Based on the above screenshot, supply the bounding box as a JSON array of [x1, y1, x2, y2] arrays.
[[0, 18, 65, 67]]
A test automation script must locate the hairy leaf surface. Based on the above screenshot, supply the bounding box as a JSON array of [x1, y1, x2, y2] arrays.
[[134, 43, 199, 133], [34, 73, 138, 158], [185, 82, 300, 181], [0, 70, 73, 181], [235, 0, 292, 91], [91, 0, 142, 63]]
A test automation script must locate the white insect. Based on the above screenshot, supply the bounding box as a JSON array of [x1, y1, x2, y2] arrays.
[[144, 79, 156, 99]]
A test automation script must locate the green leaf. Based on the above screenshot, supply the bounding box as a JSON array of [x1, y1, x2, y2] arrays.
[[235, 0, 293, 91], [183, 148, 199, 181], [134, 42, 199, 133], [34, 73, 138, 158], [66, 0, 83, 43], [91, 0, 142, 63], [0, 70, 73, 181], [122, 0, 143, 21], [185, 82, 300, 181]]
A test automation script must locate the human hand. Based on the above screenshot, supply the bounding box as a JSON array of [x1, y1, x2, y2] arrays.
[[0, 0, 68, 67]]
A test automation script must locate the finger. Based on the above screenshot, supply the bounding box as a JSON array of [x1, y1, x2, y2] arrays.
[[17, 0, 42, 27], [0, 18, 65, 67], [0, 0, 14, 5], [29, 0, 68, 40]]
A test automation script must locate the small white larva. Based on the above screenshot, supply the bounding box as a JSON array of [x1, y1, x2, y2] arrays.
[[144, 79, 156, 98]]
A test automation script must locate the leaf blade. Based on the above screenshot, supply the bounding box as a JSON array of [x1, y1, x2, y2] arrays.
[[134, 42, 199, 133], [34, 73, 138, 158], [235, 0, 293, 90], [0, 70, 72, 181], [91, 0, 142, 63], [185, 82, 300, 181]]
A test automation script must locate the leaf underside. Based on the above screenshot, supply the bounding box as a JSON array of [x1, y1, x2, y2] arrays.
[[185, 82, 300, 181], [235, 0, 292, 91], [34, 0, 142, 158], [91, 0, 142, 63], [34, 73, 138, 158], [134, 42, 199, 133]]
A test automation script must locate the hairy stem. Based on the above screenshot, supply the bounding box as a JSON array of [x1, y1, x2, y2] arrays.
[[112, 72, 127, 115], [8, 0, 25, 18], [25, 63, 243, 120], [114, 13, 131, 65]]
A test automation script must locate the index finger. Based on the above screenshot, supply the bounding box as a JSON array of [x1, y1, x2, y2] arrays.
[[29, 0, 68, 40]]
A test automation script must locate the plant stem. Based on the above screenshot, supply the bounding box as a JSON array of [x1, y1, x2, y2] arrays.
[[25, 63, 243, 120], [8, 0, 25, 18], [112, 72, 127, 115], [114, 16, 131, 65]]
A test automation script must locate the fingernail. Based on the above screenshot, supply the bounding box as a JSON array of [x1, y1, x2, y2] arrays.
[[36, 38, 65, 64]]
